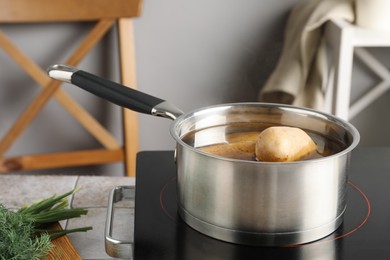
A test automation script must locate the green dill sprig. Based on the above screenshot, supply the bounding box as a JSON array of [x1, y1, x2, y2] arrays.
[[0, 204, 53, 260], [0, 188, 93, 259]]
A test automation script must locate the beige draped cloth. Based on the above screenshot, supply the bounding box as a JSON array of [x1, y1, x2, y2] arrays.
[[259, 0, 355, 110]]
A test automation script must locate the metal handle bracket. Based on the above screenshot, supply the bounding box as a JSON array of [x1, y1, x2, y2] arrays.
[[105, 186, 135, 259]]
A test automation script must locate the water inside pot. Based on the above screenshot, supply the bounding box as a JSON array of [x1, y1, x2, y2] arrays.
[[181, 122, 347, 161]]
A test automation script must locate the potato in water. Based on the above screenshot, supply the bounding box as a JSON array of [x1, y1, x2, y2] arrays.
[[200, 132, 259, 161], [255, 126, 317, 162]]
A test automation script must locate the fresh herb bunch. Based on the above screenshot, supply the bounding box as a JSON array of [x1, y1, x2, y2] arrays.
[[0, 205, 52, 260], [0, 188, 92, 259]]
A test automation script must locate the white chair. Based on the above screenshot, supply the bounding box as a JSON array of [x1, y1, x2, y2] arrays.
[[324, 18, 390, 120]]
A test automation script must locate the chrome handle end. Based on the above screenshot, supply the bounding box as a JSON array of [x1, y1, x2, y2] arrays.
[[151, 101, 184, 120], [47, 64, 78, 83]]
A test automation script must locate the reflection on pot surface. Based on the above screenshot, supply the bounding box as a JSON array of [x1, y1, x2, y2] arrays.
[[173, 104, 359, 246]]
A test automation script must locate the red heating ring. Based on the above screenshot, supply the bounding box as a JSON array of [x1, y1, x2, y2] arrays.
[[288, 181, 371, 247], [159, 178, 371, 245], [332, 181, 371, 240], [159, 176, 177, 222]]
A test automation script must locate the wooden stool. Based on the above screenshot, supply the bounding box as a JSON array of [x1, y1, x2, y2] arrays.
[[0, 0, 142, 176]]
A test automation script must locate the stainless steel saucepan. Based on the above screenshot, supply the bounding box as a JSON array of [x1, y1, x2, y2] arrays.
[[47, 64, 360, 254]]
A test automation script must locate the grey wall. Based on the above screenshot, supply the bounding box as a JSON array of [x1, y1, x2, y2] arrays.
[[0, 0, 388, 174], [133, 0, 298, 151]]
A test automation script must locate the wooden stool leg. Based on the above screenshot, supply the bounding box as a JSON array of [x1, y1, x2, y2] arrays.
[[0, 19, 115, 156], [118, 18, 139, 177]]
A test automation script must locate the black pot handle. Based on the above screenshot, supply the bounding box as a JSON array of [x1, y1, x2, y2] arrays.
[[47, 64, 183, 120]]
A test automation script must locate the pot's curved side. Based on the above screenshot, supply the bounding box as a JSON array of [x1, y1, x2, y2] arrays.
[[176, 146, 350, 246], [171, 104, 359, 246]]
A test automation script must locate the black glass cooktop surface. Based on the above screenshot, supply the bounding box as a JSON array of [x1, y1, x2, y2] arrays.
[[133, 148, 390, 259]]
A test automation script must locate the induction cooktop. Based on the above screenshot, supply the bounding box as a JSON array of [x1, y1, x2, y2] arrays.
[[133, 149, 390, 259]]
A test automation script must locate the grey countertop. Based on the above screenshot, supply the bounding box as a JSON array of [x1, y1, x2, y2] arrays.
[[0, 175, 135, 259]]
